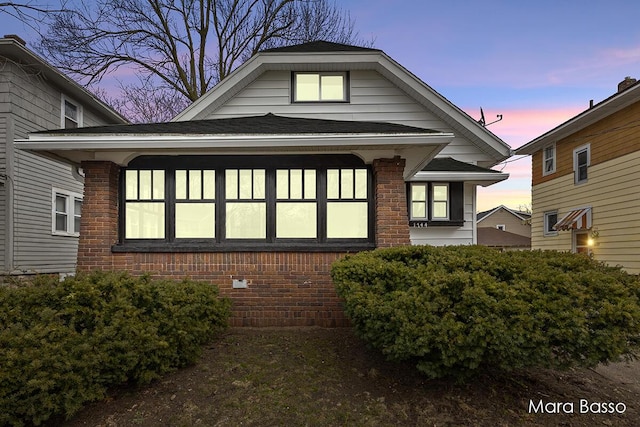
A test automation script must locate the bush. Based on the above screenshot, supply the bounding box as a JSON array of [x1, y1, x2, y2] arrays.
[[0, 271, 231, 426], [332, 246, 640, 380]]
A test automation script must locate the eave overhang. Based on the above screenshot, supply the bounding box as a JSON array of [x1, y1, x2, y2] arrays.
[[16, 131, 453, 180], [409, 170, 509, 187]]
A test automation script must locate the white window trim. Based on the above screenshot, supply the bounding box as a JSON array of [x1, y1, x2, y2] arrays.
[[542, 143, 556, 176], [293, 72, 348, 102], [572, 229, 592, 255], [409, 183, 428, 220], [61, 95, 83, 129], [573, 144, 590, 184], [496, 224, 506, 231], [52, 188, 83, 237], [543, 210, 558, 237]]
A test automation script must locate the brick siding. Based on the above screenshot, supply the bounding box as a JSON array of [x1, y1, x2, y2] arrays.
[[77, 158, 410, 327]]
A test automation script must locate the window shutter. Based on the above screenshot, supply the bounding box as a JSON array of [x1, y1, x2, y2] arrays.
[[450, 182, 464, 221]]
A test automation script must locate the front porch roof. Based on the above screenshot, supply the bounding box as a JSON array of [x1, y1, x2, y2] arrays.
[[17, 113, 453, 180], [409, 157, 509, 187]]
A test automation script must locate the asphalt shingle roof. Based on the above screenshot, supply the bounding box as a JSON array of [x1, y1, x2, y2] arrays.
[[34, 113, 438, 136], [261, 40, 380, 53]]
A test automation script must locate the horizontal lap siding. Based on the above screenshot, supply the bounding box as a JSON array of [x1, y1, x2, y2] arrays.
[[209, 70, 494, 163], [410, 183, 475, 245], [532, 150, 640, 273], [0, 115, 6, 269]]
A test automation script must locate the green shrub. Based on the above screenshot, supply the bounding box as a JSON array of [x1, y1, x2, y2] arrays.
[[0, 271, 231, 426], [332, 246, 640, 380]]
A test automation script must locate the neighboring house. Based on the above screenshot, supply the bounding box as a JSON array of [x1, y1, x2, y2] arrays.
[[516, 76, 640, 274], [0, 35, 127, 279], [476, 205, 531, 250], [18, 41, 511, 325]]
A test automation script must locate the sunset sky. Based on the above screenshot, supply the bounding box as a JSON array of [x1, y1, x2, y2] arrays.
[[3, 1, 640, 212]]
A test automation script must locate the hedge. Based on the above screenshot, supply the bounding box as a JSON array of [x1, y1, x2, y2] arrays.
[[0, 271, 231, 426], [332, 245, 640, 380]]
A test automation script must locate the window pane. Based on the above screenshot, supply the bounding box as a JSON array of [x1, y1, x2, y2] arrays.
[[126, 202, 164, 239], [412, 202, 426, 218], [56, 214, 67, 231], [203, 170, 215, 199], [64, 100, 77, 120], [578, 165, 588, 181], [74, 199, 82, 216], [576, 232, 589, 246], [321, 75, 344, 100], [276, 203, 317, 238], [433, 184, 448, 201], [176, 170, 187, 199], [355, 169, 367, 198], [176, 203, 215, 238], [327, 169, 339, 199], [226, 202, 266, 239], [56, 195, 67, 213], [125, 170, 138, 199], [290, 169, 302, 199], [239, 170, 252, 199], [341, 169, 353, 198], [327, 202, 368, 238], [578, 150, 588, 166], [226, 170, 238, 199], [139, 170, 152, 199], [296, 74, 319, 101], [433, 201, 448, 219], [304, 170, 316, 199], [189, 170, 202, 200], [277, 170, 289, 199], [74, 217, 81, 233], [411, 185, 426, 202], [253, 170, 265, 199], [153, 170, 164, 199]]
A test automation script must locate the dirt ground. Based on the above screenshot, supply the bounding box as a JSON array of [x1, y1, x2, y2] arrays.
[[62, 327, 639, 427]]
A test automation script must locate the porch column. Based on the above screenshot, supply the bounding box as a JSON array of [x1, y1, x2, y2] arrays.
[[77, 161, 120, 271], [372, 156, 411, 247]]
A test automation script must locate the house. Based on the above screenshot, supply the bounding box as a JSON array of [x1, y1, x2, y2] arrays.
[[476, 205, 531, 250], [0, 35, 127, 280], [515, 77, 640, 274], [17, 41, 511, 325]]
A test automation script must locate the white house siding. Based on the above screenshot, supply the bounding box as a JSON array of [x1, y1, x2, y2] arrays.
[[208, 70, 496, 165], [532, 150, 640, 274], [0, 114, 7, 270], [1, 60, 112, 275], [410, 183, 476, 246]]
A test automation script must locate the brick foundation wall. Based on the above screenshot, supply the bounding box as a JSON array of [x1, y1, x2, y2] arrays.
[[77, 158, 411, 327]]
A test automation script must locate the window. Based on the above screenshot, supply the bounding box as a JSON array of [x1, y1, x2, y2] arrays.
[[573, 144, 590, 184], [52, 188, 82, 236], [124, 170, 165, 239], [573, 230, 592, 255], [119, 155, 373, 249], [496, 224, 506, 231], [543, 211, 558, 236], [543, 143, 556, 175], [432, 184, 449, 220], [408, 182, 463, 226], [61, 96, 82, 129], [293, 72, 348, 102]]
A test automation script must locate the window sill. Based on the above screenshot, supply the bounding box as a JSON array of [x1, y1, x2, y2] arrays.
[[52, 232, 80, 238], [409, 220, 464, 228], [112, 242, 375, 253]]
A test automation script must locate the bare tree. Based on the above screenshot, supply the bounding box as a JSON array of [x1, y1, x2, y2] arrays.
[[39, 0, 369, 122], [0, 1, 69, 31]]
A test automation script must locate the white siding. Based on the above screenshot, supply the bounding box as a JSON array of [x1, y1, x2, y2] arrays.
[[0, 114, 6, 270], [532, 150, 640, 274], [209, 70, 495, 164], [410, 183, 476, 246]]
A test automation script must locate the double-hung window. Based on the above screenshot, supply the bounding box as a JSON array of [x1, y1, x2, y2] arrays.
[[119, 155, 373, 250], [293, 72, 348, 102], [52, 188, 82, 236], [543, 211, 558, 236], [61, 96, 82, 129], [543, 143, 556, 175], [409, 182, 457, 224], [573, 144, 590, 184]]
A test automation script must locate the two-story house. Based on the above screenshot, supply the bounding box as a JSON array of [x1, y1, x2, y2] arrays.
[[0, 35, 127, 279], [516, 77, 640, 274], [18, 41, 511, 325]]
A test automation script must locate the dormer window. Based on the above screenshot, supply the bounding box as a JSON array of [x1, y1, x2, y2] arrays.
[[61, 96, 83, 129], [293, 72, 348, 102]]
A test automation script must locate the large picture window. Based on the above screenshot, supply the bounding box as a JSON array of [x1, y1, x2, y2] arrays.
[[119, 155, 373, 250]]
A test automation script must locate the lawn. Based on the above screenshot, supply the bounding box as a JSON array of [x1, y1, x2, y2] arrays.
[[63, 327, 638, 427]]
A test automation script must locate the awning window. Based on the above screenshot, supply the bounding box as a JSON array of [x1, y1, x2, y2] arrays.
[[553, 207, 591, 231]]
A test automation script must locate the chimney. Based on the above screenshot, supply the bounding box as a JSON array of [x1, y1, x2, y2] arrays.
[[3, 34, 27, 46], [618, 76, 637, 93]]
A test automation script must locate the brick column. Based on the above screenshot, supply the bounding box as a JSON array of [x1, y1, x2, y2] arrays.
[[372, 156, 411, 247], [77, 161, 120, 271]]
